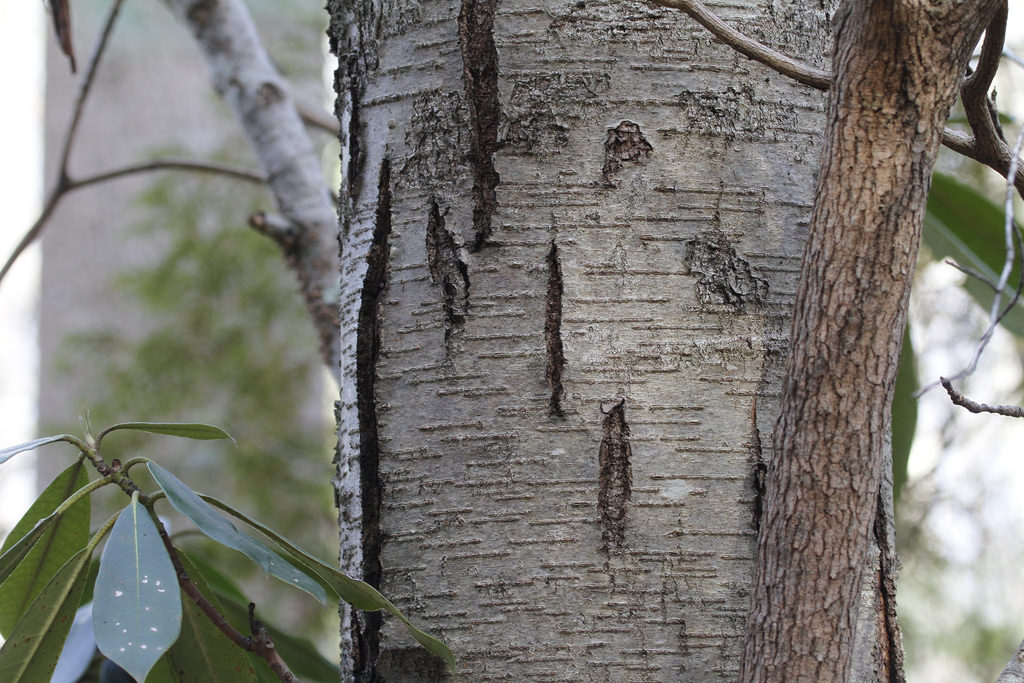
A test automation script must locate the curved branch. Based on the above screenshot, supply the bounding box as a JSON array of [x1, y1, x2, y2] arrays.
[[940, 377, 1024, 418], [648, 0, 831, 89], [75, 159, 265, 189], [162, 0, 341, 381], [941, 127, 1024, 195], [962, 3, 1009, 160], [647, 0, 1024, 197]]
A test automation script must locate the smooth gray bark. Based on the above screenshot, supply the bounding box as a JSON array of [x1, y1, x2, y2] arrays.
[[330, 0, 893, 679]]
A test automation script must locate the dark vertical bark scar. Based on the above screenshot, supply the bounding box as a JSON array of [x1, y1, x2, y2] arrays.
[[598, 400, 632, 550], [545, 240, 565, 417], [874, 492, 906, 683], [458, 0, 500, 251], [750, 396, 766, 531], [354, 159, 392, 678], [426, 199, 470, 351], [345, 58, 363, 201], [602, 120, 653, 186]]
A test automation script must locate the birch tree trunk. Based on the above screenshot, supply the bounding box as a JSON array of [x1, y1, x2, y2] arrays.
[[327, 0, 889, 679]]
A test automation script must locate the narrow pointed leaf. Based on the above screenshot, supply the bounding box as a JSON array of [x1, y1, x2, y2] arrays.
[[199, 495, 456, 671], [0, 517, 60, 588], [93, 498, 182, 683], [891, 323, 917, 504], [0, 462, 91, 637], [159, 552, 257, 682], [0, 435, 78, 466], [147, 463, 326, 604], [0, 549, 92, 682], [98, 422, 235, 445]]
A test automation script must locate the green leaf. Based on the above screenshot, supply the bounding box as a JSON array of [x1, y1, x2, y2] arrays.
[[0, 549, 93, 682], [146, 463, 327, 604], [172, 552, 246, 603], [924, 173, 1024, 336], [158, 551, 257, 682], [0, 435, 79, 466], [97, 422, 235, 445], [199, 495, 456, 672], [0, 517, 60, 588], [93, 496, 182, 683], [0, 462, 91, 637], [891, 323, 917, 504]]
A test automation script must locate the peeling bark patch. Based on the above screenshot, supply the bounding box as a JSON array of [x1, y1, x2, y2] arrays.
[[546, 241, 565, 417], [403, 92, 467, 190], [458, 0, 500, 251], [598, 400, 632, 550], [426, 200, 470, 350], [354, 159, 392, 674], [602, 121, 653, 185], [505, 73, 611, 154], [676, 85, 798, 140], [684, 231, 767, 311]]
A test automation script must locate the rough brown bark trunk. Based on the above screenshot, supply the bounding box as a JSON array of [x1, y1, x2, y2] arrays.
[[741, 2, 1001, 681]]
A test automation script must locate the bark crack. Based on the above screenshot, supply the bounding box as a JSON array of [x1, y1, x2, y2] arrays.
[[598, 400, 633, 550], [354, 159, 392, 679], [345, 56, 363, 200], [426, 199, 470, 354], [458, 0, 500, 251], [874, 488, 905, 683], [545, 240, 565, 417], [750, 396, 766, 531]]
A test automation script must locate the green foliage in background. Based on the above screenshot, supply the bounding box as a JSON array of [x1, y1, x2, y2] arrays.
[[52, 174, 335, 643]]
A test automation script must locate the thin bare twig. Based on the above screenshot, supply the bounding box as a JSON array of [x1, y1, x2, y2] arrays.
[[4, 0, 272, 285], [940, 377, 1024, 418], [940, 128, 1024, 196], [75, 159, 264, 189], [1003, 47, 1024, 70], [58, 0, 126, 180], [0, 0, 125, 283], [933, 104, 1024, 398], [944, 259, 1000, 292], [0, 159, 265, 284]]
